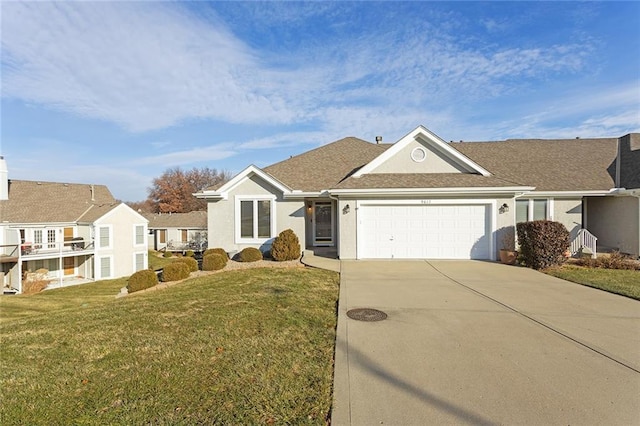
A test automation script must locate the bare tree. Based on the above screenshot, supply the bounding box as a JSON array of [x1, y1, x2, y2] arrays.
[[147, 167, 231, 213]]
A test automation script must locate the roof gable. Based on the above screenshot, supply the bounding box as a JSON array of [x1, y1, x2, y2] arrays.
[[196, 165, 291, 200], [353, 126, 490, 178]]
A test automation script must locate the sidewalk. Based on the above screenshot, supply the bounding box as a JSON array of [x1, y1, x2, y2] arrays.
[[301, 249, 341, 273]]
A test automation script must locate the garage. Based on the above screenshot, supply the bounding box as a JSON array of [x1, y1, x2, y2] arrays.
[[357, 203, 492, 259]]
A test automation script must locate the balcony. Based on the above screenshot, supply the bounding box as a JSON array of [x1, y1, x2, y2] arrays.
[[0, 244, 20, 263], [20, 239, 95, 260]]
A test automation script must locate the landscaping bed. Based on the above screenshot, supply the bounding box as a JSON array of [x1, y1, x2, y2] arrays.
[[0, 267, 339, 424]]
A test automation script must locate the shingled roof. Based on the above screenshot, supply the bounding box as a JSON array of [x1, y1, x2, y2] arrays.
[[334, 173, 524, 190], [0, 180, 119, 224], [263, 137, 389, 191], [255, 134, 626, 192], [454, 137, 619, 191], [144, 211, 207, 228]]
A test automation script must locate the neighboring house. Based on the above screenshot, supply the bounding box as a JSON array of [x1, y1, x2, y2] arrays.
[[144, 211, 208, 252], [0, 157, 149, 294], [195, 126, 640, 260]]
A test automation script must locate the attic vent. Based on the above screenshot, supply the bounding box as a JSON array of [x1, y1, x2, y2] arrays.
[[375, 136, 382, 144]]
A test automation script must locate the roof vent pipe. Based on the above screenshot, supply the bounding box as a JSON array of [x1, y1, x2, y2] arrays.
[[375, 136, 382, 144], [90, 184, 95, 201]]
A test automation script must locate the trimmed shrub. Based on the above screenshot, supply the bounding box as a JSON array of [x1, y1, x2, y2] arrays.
[[271, 229, 301, 261], [185, 250, 195, 258], [163, 251, 173, 258], [176, 256, 199, 272], [516, 220, 570, 270], [204, 248, 229, 259], [203, 253, 227, 271], [162, 262, 190, 282], [238, 247, 263, 262], [127, 269, 158, 293]]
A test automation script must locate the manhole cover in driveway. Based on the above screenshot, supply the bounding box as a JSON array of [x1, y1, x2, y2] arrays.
[[346, 308, 387, 322]]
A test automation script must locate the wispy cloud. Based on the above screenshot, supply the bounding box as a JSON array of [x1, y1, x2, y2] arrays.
[[1, 2, 298, 132], [2, 1, 599, 137], [134, 143, 237, 166]]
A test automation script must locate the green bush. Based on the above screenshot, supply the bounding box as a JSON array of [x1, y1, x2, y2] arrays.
[[127, 269, 158, 293], [203, 253, 227, 271], [516, 220, 570, 270], [185, 250, 195, 258], [238, 247, 263, 262], [271, 229, 301, 261], [175, 256, 199, 272], [162, 262, 190, 282], [204, 248, 229, 259], [163, 251, 173, 258]]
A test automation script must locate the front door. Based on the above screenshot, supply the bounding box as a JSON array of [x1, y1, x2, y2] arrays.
[[313, 201, 334, 246]]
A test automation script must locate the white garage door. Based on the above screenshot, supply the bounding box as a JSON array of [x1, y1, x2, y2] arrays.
[[358, 204, 491, 259]]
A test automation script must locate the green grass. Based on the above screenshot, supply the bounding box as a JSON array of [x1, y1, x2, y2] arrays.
[[0, 268, 339, 424], [148, 250, 182, 270], [545, 265, 640, 300]]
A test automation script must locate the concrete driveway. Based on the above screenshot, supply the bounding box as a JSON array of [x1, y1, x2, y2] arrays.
[[331, 260, 640, 425]]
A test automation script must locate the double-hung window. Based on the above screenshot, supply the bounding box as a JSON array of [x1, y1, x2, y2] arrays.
[[98, 226, 112, 249], [236, 197, 275, 243], [516, 199, 552, 223], [134, 225, 145, 246]]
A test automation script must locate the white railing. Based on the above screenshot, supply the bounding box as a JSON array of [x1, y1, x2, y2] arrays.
[[571, 229, 597, 259]]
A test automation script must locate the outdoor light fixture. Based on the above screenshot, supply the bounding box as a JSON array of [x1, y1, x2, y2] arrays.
[[343, 204, 350, 214], [499, 203, 509, 214]]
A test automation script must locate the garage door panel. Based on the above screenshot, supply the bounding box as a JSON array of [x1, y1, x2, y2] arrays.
[[358, 204, 491, 260]]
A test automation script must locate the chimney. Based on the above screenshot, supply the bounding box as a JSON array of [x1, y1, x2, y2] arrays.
[[0, 156, 8, 201], [375, 136, 382, 144]]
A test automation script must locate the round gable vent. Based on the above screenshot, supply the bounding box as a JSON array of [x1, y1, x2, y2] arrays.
[[411, 147, 427, 162]]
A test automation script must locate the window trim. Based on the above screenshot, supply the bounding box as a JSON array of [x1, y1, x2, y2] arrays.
[[96, 225, 113, 250], [134, 224, 146, 247], [235, 195, 276, 244], [98, 255, 113, 279], [133, 251, 147, 272], [515, 198, 554, 223]]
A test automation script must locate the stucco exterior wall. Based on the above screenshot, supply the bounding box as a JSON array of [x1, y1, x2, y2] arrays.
[[553, 198, 583, 239], [370, 139, 466, 174], [586, 196, 639, 256], [207, 175, 305, 254], [338, 198, 357, 258], [494, 197, 515, 257]]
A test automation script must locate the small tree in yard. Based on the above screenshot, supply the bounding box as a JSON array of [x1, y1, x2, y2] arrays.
[[516, 220, 570, 270], [271, 229, 301, 261]]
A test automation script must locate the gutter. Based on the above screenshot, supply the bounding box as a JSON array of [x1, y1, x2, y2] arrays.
[[328, 186, 535, 197]]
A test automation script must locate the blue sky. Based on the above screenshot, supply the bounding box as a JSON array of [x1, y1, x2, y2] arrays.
[[1, 1, 639, 202]]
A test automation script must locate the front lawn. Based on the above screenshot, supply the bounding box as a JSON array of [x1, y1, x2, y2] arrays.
[[0, 268, 339, 424], [545, 264, 640, 300]]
